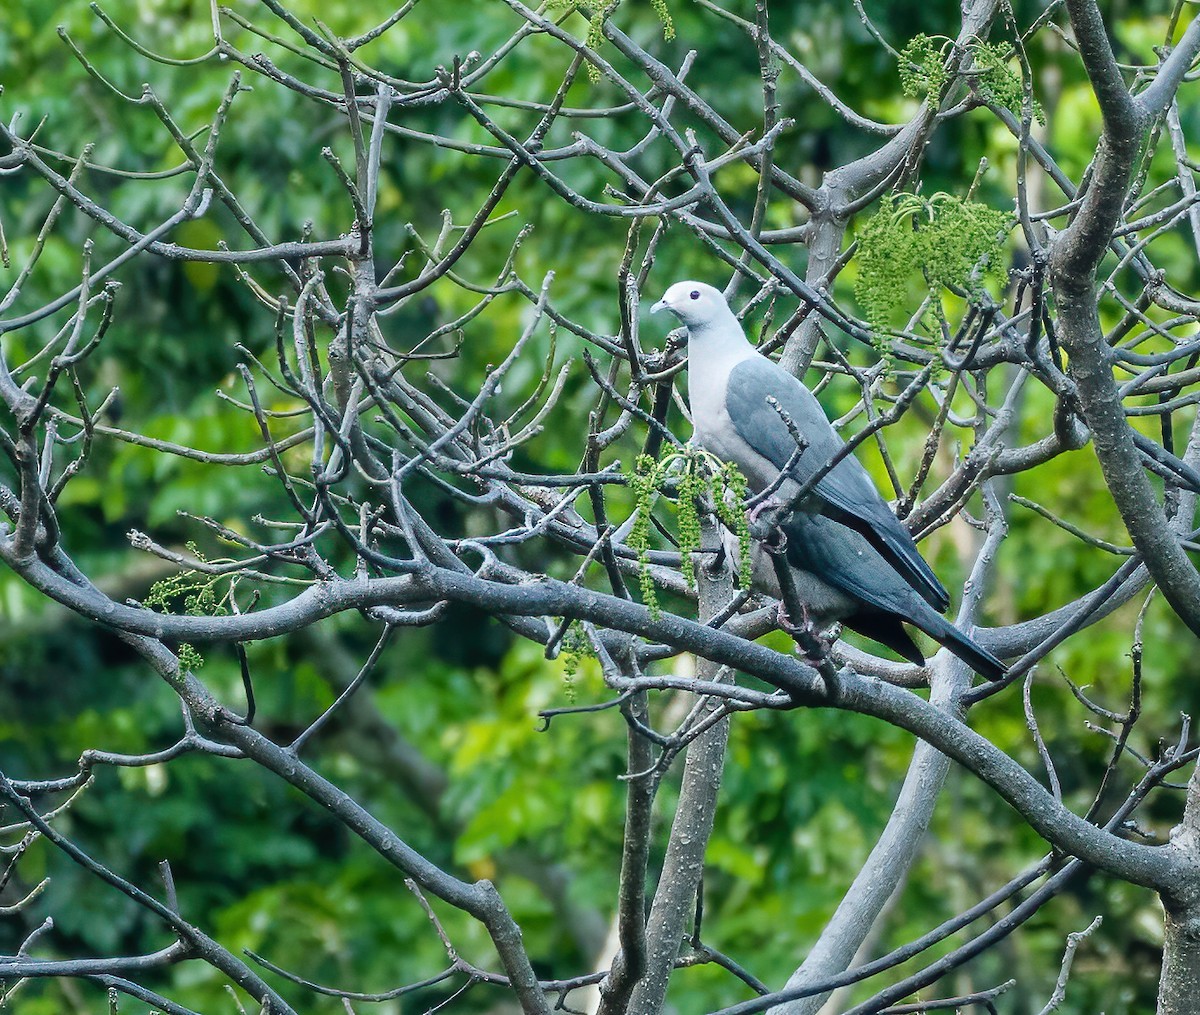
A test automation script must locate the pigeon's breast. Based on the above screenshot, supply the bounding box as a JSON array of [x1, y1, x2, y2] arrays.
[[688, 354, 782, 492]]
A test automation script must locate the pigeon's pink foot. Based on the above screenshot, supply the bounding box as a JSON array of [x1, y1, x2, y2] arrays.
[[775, 601, 831, 664], [747, 496, 784, 528], [774, 598, 804, 635]]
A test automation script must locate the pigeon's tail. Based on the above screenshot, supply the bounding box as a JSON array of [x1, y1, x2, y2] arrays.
[[916, 612, 1006, 681]]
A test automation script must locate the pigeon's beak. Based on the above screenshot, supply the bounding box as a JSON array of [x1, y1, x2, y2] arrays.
[[650, 297, 670, 315]]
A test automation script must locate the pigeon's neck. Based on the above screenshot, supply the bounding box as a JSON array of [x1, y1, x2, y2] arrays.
[[686, 314, 758, 465], [685, 314, 758, 435], [685, 317, 756, 371]]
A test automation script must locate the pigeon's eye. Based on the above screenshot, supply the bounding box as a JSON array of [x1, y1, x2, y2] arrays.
[[689, 290, 700, 300]]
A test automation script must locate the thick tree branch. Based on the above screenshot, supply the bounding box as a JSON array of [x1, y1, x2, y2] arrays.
[[1051, 0, 1200, 638], [2, 542, 1187, 896], [1157, 763, 1200, 1013], [627, 520, 735, 1013]]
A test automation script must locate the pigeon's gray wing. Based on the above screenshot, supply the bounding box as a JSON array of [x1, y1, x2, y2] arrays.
[[781, 513, 1004, 679], [725, 356, 950, 612]]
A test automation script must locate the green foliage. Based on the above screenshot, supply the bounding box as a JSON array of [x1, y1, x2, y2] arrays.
[[144, 542, 235, 671], [898, 33, 950, 100], [854, 190, 1010, 362], [559, 620, 591, 699], [626, 447, 751, 618], [899, 33, 1044, 124]]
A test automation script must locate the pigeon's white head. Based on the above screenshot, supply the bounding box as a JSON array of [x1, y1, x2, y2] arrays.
[[650, 281, 731, 331]]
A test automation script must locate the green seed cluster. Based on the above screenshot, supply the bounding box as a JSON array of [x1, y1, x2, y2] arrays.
[[584, 3, 617, 65], [712, 461, 752, 589], [972, 41, 1045, 125], [626, 448, 752, 619], [629, 453, 662, 617], [177, 643, 205, 673], [675, 450, 705, 590], [899, 34, 1043, 125], [559, 620, 591, 699], [145, 541, 231, 672], [855, 191, 1010, 367], [649, 0, 675, 40], [898, 34, 950, 100]]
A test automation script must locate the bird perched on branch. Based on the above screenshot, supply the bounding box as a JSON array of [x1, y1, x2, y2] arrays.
[[650, 280, 1005, 681]]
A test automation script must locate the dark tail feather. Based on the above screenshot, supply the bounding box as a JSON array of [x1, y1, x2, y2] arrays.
[[841, 613, 927, 667], [918, 613, 1006, 681]]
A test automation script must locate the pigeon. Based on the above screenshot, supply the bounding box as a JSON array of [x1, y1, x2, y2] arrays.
[[650, 280, 1005, 680]]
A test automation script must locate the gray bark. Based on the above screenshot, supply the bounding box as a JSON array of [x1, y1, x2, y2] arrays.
[[627, 520, 735, 1013], [770, 655, 968, 1015], [1158, 765, 1200, 1013]]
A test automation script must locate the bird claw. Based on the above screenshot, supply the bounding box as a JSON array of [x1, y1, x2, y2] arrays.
[[776, 602, 831, 663], [747, 495, 784, 528], [775, 599, 804, 634]]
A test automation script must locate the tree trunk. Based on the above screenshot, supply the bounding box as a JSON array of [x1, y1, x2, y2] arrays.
[[1158, 902, 1200, 1014], [626, 519, 735, 1013], [1158, 764, 1200, 1012]]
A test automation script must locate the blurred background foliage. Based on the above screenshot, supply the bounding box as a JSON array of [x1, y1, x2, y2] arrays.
[[2, 1, 1200, 1012]]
